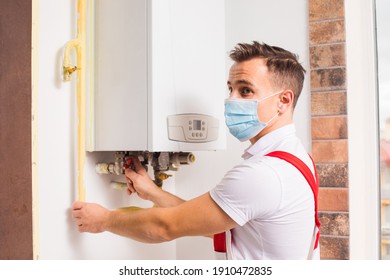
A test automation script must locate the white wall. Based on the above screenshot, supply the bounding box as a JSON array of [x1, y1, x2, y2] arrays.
[[175, 0, 311, 259], [37, 0, 176, 259], [36, 0, 310, 260]]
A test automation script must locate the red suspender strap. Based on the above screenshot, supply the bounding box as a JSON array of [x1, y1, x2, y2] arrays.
[[266, 151, 321, 249], [213, 232, 227, 253], [213, 151, 321, 253]]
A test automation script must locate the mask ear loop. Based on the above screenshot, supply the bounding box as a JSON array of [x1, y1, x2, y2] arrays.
[[261, 90, 284, 125], [258, 90, 285, 103], [265, 111, 280, 125]]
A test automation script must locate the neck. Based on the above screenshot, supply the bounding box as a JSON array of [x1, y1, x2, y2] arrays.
[[249, 115, 293, 144]]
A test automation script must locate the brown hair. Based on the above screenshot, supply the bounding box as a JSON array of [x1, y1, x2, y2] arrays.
[[229, 41, 306, 108]]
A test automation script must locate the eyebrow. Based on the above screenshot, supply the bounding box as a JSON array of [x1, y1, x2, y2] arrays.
[[227, 79, 254, 86]]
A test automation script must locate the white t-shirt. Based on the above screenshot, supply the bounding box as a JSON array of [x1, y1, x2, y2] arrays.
[[209, 124, 317, 260]]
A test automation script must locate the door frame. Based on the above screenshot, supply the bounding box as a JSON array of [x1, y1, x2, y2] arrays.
[[345, 0, 381, 259]]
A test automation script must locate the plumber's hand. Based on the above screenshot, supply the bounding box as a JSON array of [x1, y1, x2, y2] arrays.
[[72, 201, 110, 233], [125, 157, 161, 201]]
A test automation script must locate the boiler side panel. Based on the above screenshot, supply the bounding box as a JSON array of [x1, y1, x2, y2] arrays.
[[93, 0, 148, 151]]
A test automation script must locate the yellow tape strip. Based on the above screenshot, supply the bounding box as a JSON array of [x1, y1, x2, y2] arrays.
[[64, 0, 87, 201], [76, 0, 87, 202]]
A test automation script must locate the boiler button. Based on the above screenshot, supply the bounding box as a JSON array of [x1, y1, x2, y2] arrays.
[[189, 126, 192, 130]]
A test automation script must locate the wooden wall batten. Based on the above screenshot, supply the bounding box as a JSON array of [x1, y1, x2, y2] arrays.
[[0, 0, 33, 260]]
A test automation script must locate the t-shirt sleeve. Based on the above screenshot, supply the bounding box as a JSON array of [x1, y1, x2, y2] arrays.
[[209, 160, 283, 226]]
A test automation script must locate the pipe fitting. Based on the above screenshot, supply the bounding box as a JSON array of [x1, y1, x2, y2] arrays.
[[170, 152, 195, 169]]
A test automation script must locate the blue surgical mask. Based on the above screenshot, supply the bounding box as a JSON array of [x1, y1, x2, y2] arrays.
[[224, 91, 282, 141]]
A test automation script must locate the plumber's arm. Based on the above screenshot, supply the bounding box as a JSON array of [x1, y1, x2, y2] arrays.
[[72, 192, 237, 243], [149, 188, 186, 208]]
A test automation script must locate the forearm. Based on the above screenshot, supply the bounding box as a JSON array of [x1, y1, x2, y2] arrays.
[[105, 207, 174, 243], [151, 188, 186, 208], [73, 193, 237, 243]]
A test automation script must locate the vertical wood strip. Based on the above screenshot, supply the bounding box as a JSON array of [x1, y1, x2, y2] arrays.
[[0, 0, 33, 259], [32, 0, 40, 260]]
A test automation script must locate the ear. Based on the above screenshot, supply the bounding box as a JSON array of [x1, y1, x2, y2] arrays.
[[277, 90, 294, 114]]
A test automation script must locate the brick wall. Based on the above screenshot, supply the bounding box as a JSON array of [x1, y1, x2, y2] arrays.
[[309, 0, 349, 259]]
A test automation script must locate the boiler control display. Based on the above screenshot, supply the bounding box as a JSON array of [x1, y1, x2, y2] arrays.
[[192, 120, 202, 131], [188, 119, 206, 140], [167, 114, 219, 143]]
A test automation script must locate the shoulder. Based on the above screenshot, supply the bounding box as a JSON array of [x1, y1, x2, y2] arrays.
[[222, 156, 282, 188]]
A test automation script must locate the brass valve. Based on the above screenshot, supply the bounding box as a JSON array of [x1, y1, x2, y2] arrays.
[[154, 171, 173, 187], [63, 65, 78, 81], [158, 172, 173, 180]]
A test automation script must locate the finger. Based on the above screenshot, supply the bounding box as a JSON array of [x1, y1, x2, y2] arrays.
[[72, 210, 81, 219], [72, 201, 84, 210], [125, 167, 137, 180], [131, 156, 145, 173], [78, 224, 85, 232], [127, 180, 136, 194], [75, 218, 83, 227]]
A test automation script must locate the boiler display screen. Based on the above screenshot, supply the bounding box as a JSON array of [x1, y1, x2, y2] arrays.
[[193, 120, 202, 131]]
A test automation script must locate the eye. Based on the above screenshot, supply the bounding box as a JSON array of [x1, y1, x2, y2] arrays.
[[240, 87, 253, 96], [227, 86, 233, 96]]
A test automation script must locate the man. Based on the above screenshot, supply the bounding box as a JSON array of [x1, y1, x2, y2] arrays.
[[72, 41, 320, 260]]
